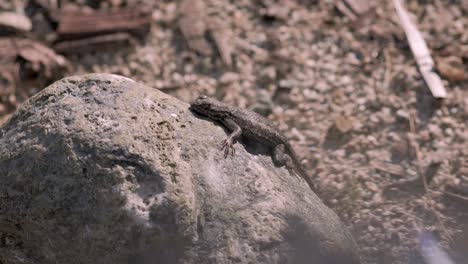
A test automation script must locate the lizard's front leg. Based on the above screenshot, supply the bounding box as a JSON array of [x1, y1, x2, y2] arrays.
[[220, 118, 242, 158]]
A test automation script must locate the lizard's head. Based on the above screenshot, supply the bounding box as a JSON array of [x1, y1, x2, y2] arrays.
[[190, 95, 230, 120]]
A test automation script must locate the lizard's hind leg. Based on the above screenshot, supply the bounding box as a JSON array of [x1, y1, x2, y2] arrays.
[[273, 144, 294, 168], [273, 144, 304, 182]]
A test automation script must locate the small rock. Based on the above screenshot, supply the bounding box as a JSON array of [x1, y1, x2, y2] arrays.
[[278, 79, 296, 89], [395, 109, 410, 121], [0, 12, 32, 33], [365, 181, 379, 192], [436, 56, 465, 81], [260, 66, 276, 82], [391, 140, 409, 162], [109, 0, 122, 7], [419, 130, 431, 141], [303, 89, 321, 101], [428, 124, 443, 138], [444, 128, 454, 137], [260, 4, 291, 21], [334, 115, 355, 133], [249, 100, 273, 117], [219, 72, 240, 84]]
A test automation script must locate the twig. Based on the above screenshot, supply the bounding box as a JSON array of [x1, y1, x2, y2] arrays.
[[444, 191, 468, 204], [385, 99, 428, 192], [392, 0, 447, 98], [384, 174, 421, 189], [382, 48, 393, 90], [54, 33, 135, 54], [408, 111, 428, 191], [371, 160, 406, 177]]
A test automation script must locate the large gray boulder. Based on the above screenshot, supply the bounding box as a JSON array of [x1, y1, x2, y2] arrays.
[[0, 74, 361, 264]]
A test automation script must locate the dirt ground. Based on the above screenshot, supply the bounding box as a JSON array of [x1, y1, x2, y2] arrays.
[[1, 0, 467, 263]]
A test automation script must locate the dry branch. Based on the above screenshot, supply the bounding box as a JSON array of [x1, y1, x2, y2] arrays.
[[392, 0, 447, 98], [57, 9, 151, 40], [54, 33, 135, 54]]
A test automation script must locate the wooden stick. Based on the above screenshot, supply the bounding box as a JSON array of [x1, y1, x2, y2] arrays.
[[57, 9, 151, 40], [392, 0, 447, 98], [408, 111, 428, 191], [444, 191, 468, 204], [54, 33, 134, 53]]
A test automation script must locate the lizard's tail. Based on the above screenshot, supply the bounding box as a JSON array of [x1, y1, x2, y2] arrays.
[[287, 147, 316, 192]]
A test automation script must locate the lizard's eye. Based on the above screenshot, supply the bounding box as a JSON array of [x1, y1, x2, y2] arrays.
[[198, 95, 208, 100]]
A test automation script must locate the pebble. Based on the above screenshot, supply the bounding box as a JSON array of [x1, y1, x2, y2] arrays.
[[219, 72, 240, 84], [0, 12, 32, 32]]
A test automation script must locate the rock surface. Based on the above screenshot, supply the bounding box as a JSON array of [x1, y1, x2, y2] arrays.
[[0, 74, 360, 264]]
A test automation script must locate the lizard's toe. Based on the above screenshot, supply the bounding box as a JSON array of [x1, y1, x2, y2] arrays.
[[220, 139, 230, 158], [220, 139, 235, 158], [230, 144, 236, 156]]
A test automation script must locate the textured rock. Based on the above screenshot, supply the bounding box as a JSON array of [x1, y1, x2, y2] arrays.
[[0, 74, 360, 264]]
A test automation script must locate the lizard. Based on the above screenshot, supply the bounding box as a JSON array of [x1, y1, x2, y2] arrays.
[[190, 95, 315, 191]]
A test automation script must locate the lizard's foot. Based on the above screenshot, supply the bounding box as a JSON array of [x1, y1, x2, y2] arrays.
[[220, 138, 235, 158]]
